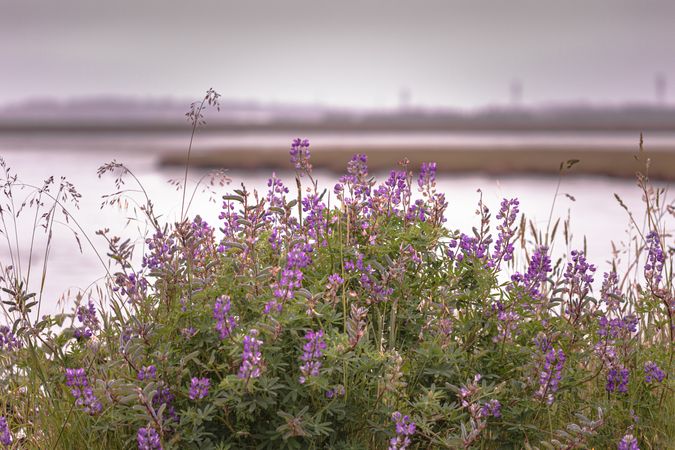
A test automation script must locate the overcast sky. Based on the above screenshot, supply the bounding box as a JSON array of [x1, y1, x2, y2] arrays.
[[1, 0, 674, 109]]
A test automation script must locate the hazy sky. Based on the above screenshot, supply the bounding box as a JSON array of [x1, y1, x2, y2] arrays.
[[1, 0, 674, 108]]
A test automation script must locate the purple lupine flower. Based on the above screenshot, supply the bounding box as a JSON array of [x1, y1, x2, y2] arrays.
[[372, 169, 409, 216], [219, 199, 241, 241], [152, 384, 177, 423], [137, 365, 157, 381], [617, 433, 639, 450], [113, 271, 148, 303], [389, 411, 416, 450], [186, 216, 217, 271], [480, 399, 502, 418], [644, 231, 665, 288], [65, 368, 102, 415], [214, 295, 237, 339], [535, 348, 565, 405], [188, 377, 210, 400], [299, 329, 327, 384], [598, 315, 638, 339], [521, 245, 552, 300], [335, 154, 372, 207], [533, 333, 551, 353], [74, 299, 99, 340], [180, 327, 197, 339], [563, 250, 596, 300], [266, 244, 313, 314], [600, 271, 621, 311], [0, 326, 21, 352], [490, 198, 519, 269], [413, 161, 447, 224], [290, 138, 311, 172], [448, 233, 489, 262], [327, 273, 344, 287], [0, 416, 12, 446], [239, 329, 263, 380], [607, 366, 630, 394], [137, 426, 162, 450], [266, 173, 289, 210], [142, 230, 176, 271], [325, 384, 346, 399], [644, 361, 665, 383], [302, 193, 328, 245], [418, 162, 437, 190], [493, 301, 520, 343]]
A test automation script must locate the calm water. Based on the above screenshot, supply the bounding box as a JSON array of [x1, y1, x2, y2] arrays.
[[0, 136, 669, 317]]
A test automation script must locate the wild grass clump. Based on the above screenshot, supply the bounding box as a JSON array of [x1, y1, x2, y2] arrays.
[[0, 94, 673, 449]]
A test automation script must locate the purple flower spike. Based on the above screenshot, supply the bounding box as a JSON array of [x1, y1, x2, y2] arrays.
[[299, 329, 327, 384], [137, 426, 162, 450], [188, 377, 210, 400], [0, 326, 21, 352], [535, 347, 565, 405], [0, 416, 12, 446], [214, 295, 237, 339], [239, 329, 264, 380], [607, 366, 630, 394], [65, 367, 102, 415], [644, 361, 665, 383], [490, 198, 519, 269], [617, 433, 639, 450], [290, 138, 311, 172], [644, 231, 665, 288], [74, 299, 99, 340], [137, 365, 157, 381], [389, 411, 416, 450]]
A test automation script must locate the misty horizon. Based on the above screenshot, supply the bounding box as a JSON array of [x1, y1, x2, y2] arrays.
[[2, 0, 675, 109]]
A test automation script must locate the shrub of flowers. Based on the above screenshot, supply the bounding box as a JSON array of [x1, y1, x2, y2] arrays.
[[0, 126, 672, 447]]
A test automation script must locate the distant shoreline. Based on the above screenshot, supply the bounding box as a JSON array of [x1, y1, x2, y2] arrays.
[[159, 145, 675, 181]]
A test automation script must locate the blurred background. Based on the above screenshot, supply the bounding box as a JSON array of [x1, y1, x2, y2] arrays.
[[0, 0, 674, 312]]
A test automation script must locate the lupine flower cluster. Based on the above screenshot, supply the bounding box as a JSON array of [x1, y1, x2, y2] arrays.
[[617, 433, 639, 450], [143, 230, 177, 271], [0, 416, 12, 446], [188, 377, 210, 400], [606, 366, 630, 394], [213, 295, 237, 339], [563, 250, 596, 321], [65, 368, 102, 415], [2, 134, 673, 448], [535, 347, 566, 405], [137, 365, 157, 381], [74, 299, 99, 339], [490, 198, 519, 268], [598, 314, 638, 339], [644, 231, 665, 288], [152, 384, 177, 423], [389, 411, 416, 450], [0, 326, 20, 352], [299, 329, 327, 384], [600, 271, 622, 311], [239, 329, 263, 380], [219, 199, 241, 241], [266, 243, 313, 314], [479, 399, 502, 418], [137, 426, 162, 450], [509, 245, 552, 303], [644, 361, 665, 383], [289, 138, 311, 172]]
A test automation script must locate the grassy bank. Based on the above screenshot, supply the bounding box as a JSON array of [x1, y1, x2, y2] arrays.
[[160, 144, 675, 181]]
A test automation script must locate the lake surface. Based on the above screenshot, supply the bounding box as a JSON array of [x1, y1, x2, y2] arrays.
[[0, 133, 670, 317]]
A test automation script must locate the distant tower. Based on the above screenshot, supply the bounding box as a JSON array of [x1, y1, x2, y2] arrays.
[[510, 79, 523, 107], [399, 87, 411, 111], [655, 73, 667, 106]]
